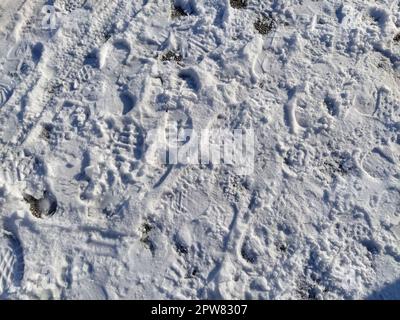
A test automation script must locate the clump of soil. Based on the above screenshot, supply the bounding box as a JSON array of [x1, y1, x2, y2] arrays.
[[161, 50, 183, 62], [230, 0, 247, 9], [171, 2, 189, 19], [140, 222, 156, 255], [172, 6, 187, 18], [394, 33, 400, 43], [254, 14, 277, 35], [23, 191, 58, 218]]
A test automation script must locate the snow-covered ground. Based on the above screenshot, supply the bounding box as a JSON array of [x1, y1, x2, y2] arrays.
[[0, 0, 399, 300]]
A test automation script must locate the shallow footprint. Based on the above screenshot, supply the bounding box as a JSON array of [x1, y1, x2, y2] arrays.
[[362, 148, 397, 179], [0, 230, 24, 297], [0, 81, 14, 108]]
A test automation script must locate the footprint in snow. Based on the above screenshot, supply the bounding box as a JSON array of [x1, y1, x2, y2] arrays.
[[0, 230, 24, 298]]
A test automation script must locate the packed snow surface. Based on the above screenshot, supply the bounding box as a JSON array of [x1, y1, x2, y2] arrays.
[[0, 0, 400, 299]]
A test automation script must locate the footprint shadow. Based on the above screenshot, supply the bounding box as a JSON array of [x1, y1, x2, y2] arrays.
[[367, 279, 400, 300], [119, 91, 137, 115]]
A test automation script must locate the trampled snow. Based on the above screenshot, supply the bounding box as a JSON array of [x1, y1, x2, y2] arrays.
[[0, 0, 399, 300]]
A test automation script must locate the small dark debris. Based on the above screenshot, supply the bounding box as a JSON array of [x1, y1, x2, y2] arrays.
[[23, 191, 57, 218], [394, 33, 400, 42], [101, 26, 114, 42], [142, 223, 152, 234], [324, 96, 339, 117], [279, 244, 287, 252], [161, 50, 183, 62], [102, 207, 115, 217], [40, 124, 53, 141], [19, 62, 32, 75], [297, 280, 319, 300], [185, 267, 198, 278], [23, 194, 41, 218], [230, 0, 247, 9], [47, 80, 64, 94], [174, 238, 188, 255], [140, 223, 156, 255], [171, 4, 188, 19], [8, 71, 20, 79], [241, 240, 258, 264], [254, 14, 277, 35]]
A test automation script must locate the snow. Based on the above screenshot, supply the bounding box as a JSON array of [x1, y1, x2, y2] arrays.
[[0, 0, 399, 300]]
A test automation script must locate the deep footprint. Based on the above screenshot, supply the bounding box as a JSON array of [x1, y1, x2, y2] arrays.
[[23, 190, 58, 218]]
